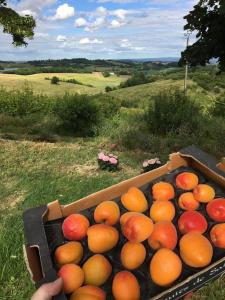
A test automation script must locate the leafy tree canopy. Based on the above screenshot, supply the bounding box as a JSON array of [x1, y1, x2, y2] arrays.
[[0, 0, 36, 46], [180, 0, 225, 71]]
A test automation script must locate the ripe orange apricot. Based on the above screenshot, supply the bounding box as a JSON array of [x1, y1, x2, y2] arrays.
[[210, 224, 225, 248], [87, 224, 119, 253], [55, 241, 83, 266], [120, 242, 146, 270], [122, 214, 154, 243], [150, 248, 182, 286], [176, 172, 199, 190], [112, 271, 140, 300], [179, 233, 213, 268], [150, 200, 175, 222], [178, 192, 200, 211], [94, 201, 120, 225], [120, 212, 140, 228], [62, 214, 90, 241], [152, 182, 175, 201], [82, 254, 112, 286], [58, 264, 84, 294], [193, 184, 215, 203], [148, 221, 177, 250], [121, 187, 148, 212], [70, 285, 106, 300]]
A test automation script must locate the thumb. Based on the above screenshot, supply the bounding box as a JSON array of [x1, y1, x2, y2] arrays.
[[31, 278, 63, 300]]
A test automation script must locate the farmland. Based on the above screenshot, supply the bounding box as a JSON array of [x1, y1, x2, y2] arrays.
[[0, 72, 128, 96], [0, 64, 225, 300]]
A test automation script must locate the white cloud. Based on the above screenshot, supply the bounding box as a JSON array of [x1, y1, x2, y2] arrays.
[[85, 17, 106, 32], [56, 35, 67, 42], [98, 0, 137, 3], [79, 38, 103, 44], [96, 6, 108, 16], [75, 17, 88, 28], [111, 9, 128, 20], [19, 9, 37, 17], [35, 32, 49, 38], [51, 3, 75, 20], [15, 0, 56, 18], [109, 19, 125, 28], [120, 39, 132, 48]]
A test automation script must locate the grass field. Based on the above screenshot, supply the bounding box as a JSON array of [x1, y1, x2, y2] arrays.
[[0, 73, 128, 96]]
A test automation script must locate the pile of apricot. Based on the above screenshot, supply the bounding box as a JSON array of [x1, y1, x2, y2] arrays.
[[54, 171, 225, 300]]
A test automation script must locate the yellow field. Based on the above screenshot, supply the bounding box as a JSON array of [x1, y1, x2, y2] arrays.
[[0, 72, 128, 96]]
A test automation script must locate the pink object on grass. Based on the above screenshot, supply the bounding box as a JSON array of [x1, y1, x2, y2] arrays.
[[102, 155, 110, 162], [109, 157, 118, 165]]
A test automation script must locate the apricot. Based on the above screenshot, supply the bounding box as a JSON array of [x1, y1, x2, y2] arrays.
[[70, 285, 106, 300], [150, 200, 175, 222], [176, 172, 199, 190], [94, 201, 120, 225], [148, 221, 177, 250], [55, 242, 83, 266], [179, 233, 213, 268], [58, 264, 84, 294], [82, 254, 112, 286], [193, 184, 215, 203], [121, 187, 148, 212], [150, 248, 182, 286], [122, 214, 154, 243], [62, 214, 90, 241], [112, 271, 140, 300], [206, 198, 225, 222], [152, 182, 175, 201], [87, 224, 119, 253], [210, 224, 225, 248], [178, 211, 207, 234], [120, 242, 146, 270], [120, 212, 140, 228], [178, 192, 200, 211]]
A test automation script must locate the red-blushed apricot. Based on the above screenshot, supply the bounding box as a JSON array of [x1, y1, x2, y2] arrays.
[[150, 248, 182, 286], [179, 233, 213, 268], [193, 184, 215, 203], [148, 221, 177, 250], [55, 241, 83, 266], [121, 187, 148, 212], [178, 211, 207, 234], [152, 182, 175, 201], [122, 214, 154, 243], [176, 172, 199, 190], [70, 285, 106, 300], [94, 201, 120, 225], [87, 224, 119, 253], [112, 271, 140, 300], [150, 200, 175, 222], [178, 192, 200, 211], [62, 214, 90, 241], [206, 198, 225, 222], [210, 224, 225, 248], [82, 254, 112, 286], [120, 242, 146, 270], [120, 212, 141, 228], [58, 264, 84, 294]]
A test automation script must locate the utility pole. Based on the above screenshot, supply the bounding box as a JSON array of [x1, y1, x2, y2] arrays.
[[184, 31, 191, 95]]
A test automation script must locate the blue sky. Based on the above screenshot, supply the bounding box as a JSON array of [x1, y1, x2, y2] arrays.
[[0, 0, 196, 61]]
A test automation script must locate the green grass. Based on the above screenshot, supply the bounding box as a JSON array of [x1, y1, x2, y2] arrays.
[[0, 73, 128, 96]]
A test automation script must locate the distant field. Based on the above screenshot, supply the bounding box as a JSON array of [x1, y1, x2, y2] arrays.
[[0, 73, 128, 96]]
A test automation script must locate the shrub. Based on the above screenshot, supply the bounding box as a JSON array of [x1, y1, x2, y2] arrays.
[[105, 86, 113, 93], [146, 89, 201, 135], [0, 85, 53, 116], [54, 94, 100, 136], [103, 71, 110, 77], [51, 76, 59, 84], [213, 96, 225, 117], [120, 72, 150, 88]]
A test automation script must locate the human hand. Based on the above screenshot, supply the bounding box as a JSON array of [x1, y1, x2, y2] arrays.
[[31, 278, 63, 300]]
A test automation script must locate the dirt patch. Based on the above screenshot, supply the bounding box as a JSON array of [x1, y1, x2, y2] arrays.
[[59, 163, 98, 177], [0, 191, 26, 210], [92, 72, 103, 78]]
